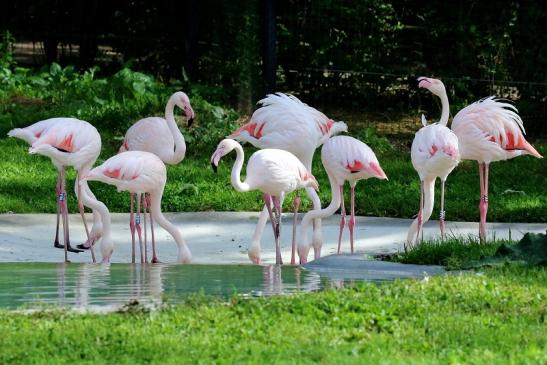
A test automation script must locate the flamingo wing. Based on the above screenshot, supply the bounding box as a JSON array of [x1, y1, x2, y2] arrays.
[[121, 117, 175, 158], [452, 97, 541, 160], [322, 136, 387, 179], [89, 151, 167, 191]]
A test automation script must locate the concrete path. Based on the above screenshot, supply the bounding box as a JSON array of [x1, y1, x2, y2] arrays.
[[0, 212, 545, 264]]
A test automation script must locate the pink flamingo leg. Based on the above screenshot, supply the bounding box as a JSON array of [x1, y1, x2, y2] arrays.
[[415, 180, 424, 245], [53, 169, 63, 249], [479, 162, 489, 243], [129, 193, 136, 263], [272, 196, 283, 265], [337, 185, 346, 254], [143, 193, 149, 263], [290, 194, 301, 265], [264, 194, 282, 265], [439, 179, 446, 241], [146, 194, 159, 263], [135, 193, 144, 263], [348, 185, 356, 254], [59, 168, 69, 262]]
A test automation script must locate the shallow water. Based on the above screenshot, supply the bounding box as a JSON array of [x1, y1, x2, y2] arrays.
[[0, 263, 327, 310], [0, 260, 443, 310]]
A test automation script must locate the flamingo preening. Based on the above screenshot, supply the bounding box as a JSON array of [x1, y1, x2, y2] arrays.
[[228, 93, 347, 263], [8, 118, 110, 262], [405, 77, 461, 248], [298, 135, 387, 264], [119, 91, 194, 262], [82, 151, 192, 264], [451, 96, 542, 242], [211, 139, 319, 265]]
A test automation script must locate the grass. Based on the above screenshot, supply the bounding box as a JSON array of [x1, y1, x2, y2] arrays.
[[0, 265, 544, 364], [1, 136, 545, 223], [0, 63, 545, 222], [386, 236, 506, 269]]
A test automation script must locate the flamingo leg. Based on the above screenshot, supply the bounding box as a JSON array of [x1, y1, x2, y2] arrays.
[[264, 194, 282, 265], [290, 194, 301, 265], [59, 167, 69, 262], [414, 180, 424, 245], [348, 185, 356, 254], [53, 169, 63, 249], [479, 162, 490, 243], [272, 195, 283, 265], [439, 179, 446, 241], [143, 194, 149, 263], [136, 193, 144, 263], [59, 168, 83, 259], [337, 185, 346, 254], [130, 193, 136, 263], [146, 194, 159, 263]]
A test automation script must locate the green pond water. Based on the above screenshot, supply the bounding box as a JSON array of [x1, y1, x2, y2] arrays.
[[0, 258, 444, 310], [0, 263, 331, 309]]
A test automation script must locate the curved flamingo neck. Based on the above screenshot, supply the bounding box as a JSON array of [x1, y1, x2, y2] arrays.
[[438, 91, 450, 126], [148, 191, 190, 262], [78, 164, 112, 260], [164, 96, 186, 164], [299, 172, 341, 250], [230, 143, 251, 192]]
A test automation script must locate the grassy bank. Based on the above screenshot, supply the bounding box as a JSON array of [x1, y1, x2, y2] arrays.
[[0, 265, 544, 364], [0, 64, 545, 221], [1, 136, 545, 222]]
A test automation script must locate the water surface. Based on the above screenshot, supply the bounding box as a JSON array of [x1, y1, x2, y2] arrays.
[[0, 259, 443, 310]]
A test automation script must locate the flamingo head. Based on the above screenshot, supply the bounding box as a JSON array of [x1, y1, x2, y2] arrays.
[[99, 237, 114, 264], [211, 138, 240, 173], [302, 172, 319, 191], [173, 91, 195, 127], [417, 77, 446, 98]]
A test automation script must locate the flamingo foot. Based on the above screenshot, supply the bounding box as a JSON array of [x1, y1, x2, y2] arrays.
[[77, 236, 99, 250], [55, 241, 83, 253], [67, 243, 84, 253]]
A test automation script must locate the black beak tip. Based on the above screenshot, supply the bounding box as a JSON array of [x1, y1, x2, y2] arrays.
[[187, 118, 194, 127], [211, 161, 218, 173]]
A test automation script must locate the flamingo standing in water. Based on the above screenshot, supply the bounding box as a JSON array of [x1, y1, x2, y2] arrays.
[[228, 93, 347, 263], [211, 139, 319, 265], [298, 135, 387, 264], [406, 77, 461, 248], [82, 151, 192, 263], [8, 118, 109, 262], [119, 91, 194, 263], [451, 97, 542, 242]]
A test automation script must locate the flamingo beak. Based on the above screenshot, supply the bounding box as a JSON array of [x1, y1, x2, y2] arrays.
[[211, 151, 222, 173], [417, 76, 431, 89], [186, 108, 195, 127]]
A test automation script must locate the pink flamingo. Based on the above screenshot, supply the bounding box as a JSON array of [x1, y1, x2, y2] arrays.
[[118, 91, 194, 263], [211, 138, 319, 265], [82, 151, 192, 263], [406, 77, 461, 248], [298, 135, 387, 264], [8, 118, 108, 262], [228, 93, 347, 263], [451, 96, 542, 242]]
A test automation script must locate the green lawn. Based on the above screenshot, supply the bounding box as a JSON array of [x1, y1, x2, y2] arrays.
[[0, 265, 544, 364], [1, 136, 545, 223], [0, 64, 545, 222]]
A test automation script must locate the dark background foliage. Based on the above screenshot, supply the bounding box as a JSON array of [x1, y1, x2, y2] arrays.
[[1, 0, 546, 134]]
